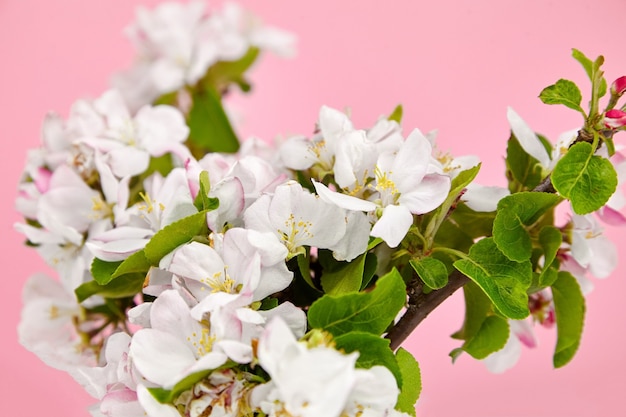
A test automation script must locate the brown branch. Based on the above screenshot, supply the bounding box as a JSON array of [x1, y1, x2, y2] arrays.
[[387, 270, 469, 350]]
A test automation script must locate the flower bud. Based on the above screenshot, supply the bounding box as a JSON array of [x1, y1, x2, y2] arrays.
[[611, 76, 626, 96], [604, 109, 626, 129]]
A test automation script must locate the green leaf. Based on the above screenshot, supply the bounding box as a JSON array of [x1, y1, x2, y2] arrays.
[[410, 257, 449, 290], [193, 171, 220, 212], [453, 238, 531, 319], [308, 268, 406, 336], [334, 332, 402, 386], [551, 142, 618, 214], [447, 203, 496, 240], [552, 271, 585, 368], [202, 47, 260, 92], [360, 253, 378, 290], [539, 225, 562, 267], [188, 87, 240, 154], [395, 348, 421, 416], [75, 273, 145, 302], [493, 192, 561, 262], [572, 48, 607, 98], [455, 315, 509, 360], [539, 79, 584, 113], [90, 258, 122, 285], [505, 133, 543, 192], [144, 211, 208, 266], [388, 104, 403, 123], [321, 253, 366, 295], [451, 280, 493, 340], [538, 264, 559, 288], [111, 250, 151, 280], [296, 251, 317, 290]]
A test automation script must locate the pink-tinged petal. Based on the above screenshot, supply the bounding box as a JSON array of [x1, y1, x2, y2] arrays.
[[214, 340, 253, 363], [463, 185, 510, 212], [371, 204, 413, 248], [399, 174, 451, 214], [169, 242, 225, 287], [604, 109, 626, 129], [507, 107, 551, 168], [611, 76, 626, 96], [34, 168, 52, 193], [597, 206, 626, 226], [149, 59, 186, 93], [99, 388, 145, 417], [94, 154, 119, 204], [206, 177, 245, 232], [312, 180, 376, 212], [510, 319, 537, 348]]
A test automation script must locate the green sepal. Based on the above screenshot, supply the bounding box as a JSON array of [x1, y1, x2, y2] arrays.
[[552, 271, 585, 368], [410, 257, 448, 290], [144, 210, 209, 266], [492, 192, 562, 262], [453, 238, 531, 319], [395, 348, 421, 416], [307, 268, 406, 337], [551, 142, 618, 214]]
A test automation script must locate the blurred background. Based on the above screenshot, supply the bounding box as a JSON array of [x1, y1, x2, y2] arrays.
[[1, 1, 625, 415]]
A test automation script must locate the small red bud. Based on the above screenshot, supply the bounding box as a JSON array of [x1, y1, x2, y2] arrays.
[[611, 76, 626, 96], [604, 109, 626, 129]]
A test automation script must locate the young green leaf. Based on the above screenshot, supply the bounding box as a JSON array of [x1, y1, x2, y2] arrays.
[[193, 171, 220, 212], [539, 225, 562, 267], [551, 142, 618, 214], [321, 253, 366, 295], [451, 280, 493, 340], [453, 238, 531, 319], [456, 315, 509, 360], [539, 79, 584, 113], [188, 87, 240, 154], [111, 250, 151, 280], [333, 332, 402, 386], [410, 257, 449, 290], [388, 104, 403, 123], [493, 192, 561, 262], [395, 348, 421, 416], [75, 273, 145, 302], [552, 271, 585, 368], [91, 258, 123, 285], [571, 48, 607, 98], [144, 210, 209, 266], [308, 268, 406, 337]]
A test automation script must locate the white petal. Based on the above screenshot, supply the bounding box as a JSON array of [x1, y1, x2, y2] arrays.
[[312, 180, 376, 212], [370, 204, 413, 248], [507, 107, 551, 168], [463, 184, 510, 212], [399, 174, 450, 214]]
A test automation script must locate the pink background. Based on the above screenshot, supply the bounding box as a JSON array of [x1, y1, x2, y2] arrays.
[[2, 1, 625, 416]]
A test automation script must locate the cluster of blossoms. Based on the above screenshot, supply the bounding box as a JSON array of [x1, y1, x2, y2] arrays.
[[15, 2, 626, 417]]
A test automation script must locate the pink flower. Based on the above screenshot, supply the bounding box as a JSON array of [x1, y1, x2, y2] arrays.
[[604, 109, 626, 129]]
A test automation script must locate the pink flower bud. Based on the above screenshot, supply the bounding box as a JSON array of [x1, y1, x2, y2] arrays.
[[611, 76, 626, 96], [604, 109, 626, 129]]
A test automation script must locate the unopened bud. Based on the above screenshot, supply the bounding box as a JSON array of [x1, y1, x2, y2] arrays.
[[611, 76, 626, 96], [604, 109, 626, 129]]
